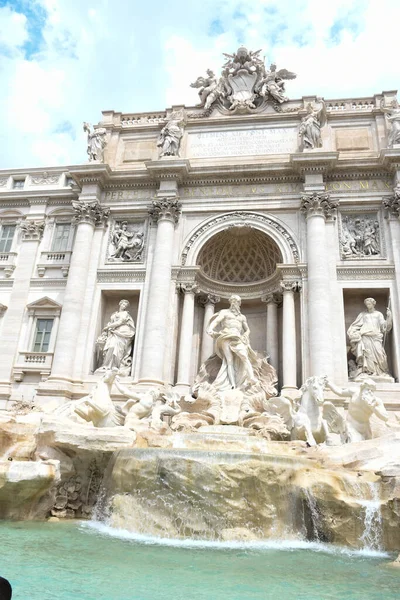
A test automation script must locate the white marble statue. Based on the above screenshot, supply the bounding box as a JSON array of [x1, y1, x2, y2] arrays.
[[381, 99, 400, 147], [114, 377, 159, 430], [96, 300, 135, 373], [298, 98, 326, 150], [190, 69, 218, 107], [111, 222, 144, 262], [324, 378, 390, 442], [347, 298, 392, 379], [291, 375, 331, 446], [206, 295, 258, 391], [258, 63, 297, 104], [157, 110, 186, 157], [152, 388, 182, 430], [73, 370, 124, 427], [83, 122, 107, 162]]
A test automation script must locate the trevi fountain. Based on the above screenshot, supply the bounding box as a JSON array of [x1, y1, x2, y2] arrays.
[[1, 46, 400, 598]]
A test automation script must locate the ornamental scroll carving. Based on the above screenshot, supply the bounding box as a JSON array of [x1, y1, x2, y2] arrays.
[[383, 183, 400, 218], [181, 212, 300, 266], [72, 200, 110, 226], [20, 220, 45, 241], [149, 198, 182, 224], [300, 192, 338, 218]]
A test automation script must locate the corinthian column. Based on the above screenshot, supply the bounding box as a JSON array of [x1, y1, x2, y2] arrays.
[[0, 220, 45, 397], [199, 294, 220, 364], [301, 192, 338, 377], [261, 293, 281, 371], [280, 280, 300, 394], [49, 200, 109, 386], [176, 283, 199, 388], [139, 197, 181, 385]]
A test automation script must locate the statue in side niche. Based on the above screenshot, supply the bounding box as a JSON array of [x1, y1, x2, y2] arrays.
[[157, 109, 186, 157], [347, 298, 392, 379], [298, 98, 327, 150], [96, 300, 135, 374], [83, 122, 107, 162], [381, 99, 400, 147], [323, 378, 390, 442]]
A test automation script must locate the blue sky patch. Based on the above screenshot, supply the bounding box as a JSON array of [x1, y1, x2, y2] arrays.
[[0, 0, 47, 58]]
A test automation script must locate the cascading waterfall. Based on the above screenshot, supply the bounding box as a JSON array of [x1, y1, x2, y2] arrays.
[[359, 482, 383, 551]]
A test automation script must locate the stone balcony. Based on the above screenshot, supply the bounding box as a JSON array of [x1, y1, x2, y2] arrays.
[[13, 352, 54, 382], [0, 252, 17, 278], [37, 250, 72, 278]]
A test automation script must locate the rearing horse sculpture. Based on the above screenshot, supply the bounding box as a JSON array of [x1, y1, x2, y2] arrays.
[[291, 375, 330, 446]]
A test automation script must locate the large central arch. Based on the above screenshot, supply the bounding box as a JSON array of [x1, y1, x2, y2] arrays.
[[181, 211, 301, 268]]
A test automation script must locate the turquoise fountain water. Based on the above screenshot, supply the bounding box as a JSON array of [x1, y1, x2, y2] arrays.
[[1, 520, 400, 600]]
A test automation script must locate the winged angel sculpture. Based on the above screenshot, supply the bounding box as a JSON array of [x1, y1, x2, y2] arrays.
[[190, 46, 296, 114]]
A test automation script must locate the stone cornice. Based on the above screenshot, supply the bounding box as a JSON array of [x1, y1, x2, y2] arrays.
[[145, 158, 190, 182], [336, 265, 395, 280], [67, 163, 112, 189], [97, 269, 146, 283], [291, 152, 339, 175], [379, 148, 400, 172]]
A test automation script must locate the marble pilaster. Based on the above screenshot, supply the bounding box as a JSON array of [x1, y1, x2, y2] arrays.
[[0, 220, 45, 398], [139, 196, 181, 385], [176, 283, 199, 388], [300, 191, 338, 378], [199, 294, 220, 364], [261, 293, 281, 371], [47, 197, 109, 388], [280, 280, 300, 394]]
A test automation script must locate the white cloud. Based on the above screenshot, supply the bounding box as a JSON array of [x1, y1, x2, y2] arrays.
[[0, 6, 28, 52], [0, 0, 399, 169]]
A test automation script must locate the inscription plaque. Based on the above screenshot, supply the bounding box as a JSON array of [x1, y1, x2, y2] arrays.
[[187, 127, 297, 158]]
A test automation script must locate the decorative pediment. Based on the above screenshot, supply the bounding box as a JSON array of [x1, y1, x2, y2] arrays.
[[26, 296, 62, 315]]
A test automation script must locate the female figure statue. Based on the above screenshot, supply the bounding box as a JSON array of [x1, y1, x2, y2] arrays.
[[381, 100, 400, 147], [347, 297, 392, 379], [157, 110, 186, 157], [298, 98, 326, 150], [83, 122, 107, 162], [96, 299, 135, 372]]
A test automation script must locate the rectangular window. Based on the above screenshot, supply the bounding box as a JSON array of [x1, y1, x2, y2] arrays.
[[0, 224, 16, 253], [12, 179, 25, 189], [32, 319, 54, 352], [52, 223, 71, 252]]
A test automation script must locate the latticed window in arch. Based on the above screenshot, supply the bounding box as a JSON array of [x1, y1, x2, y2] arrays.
[[197, 227, 282, 283]]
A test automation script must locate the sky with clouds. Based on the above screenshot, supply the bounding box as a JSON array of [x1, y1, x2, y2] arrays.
[[0, 0, 399, 169]]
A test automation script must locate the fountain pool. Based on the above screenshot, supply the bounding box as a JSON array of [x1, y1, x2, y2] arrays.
[[1, 520, 399, 600]]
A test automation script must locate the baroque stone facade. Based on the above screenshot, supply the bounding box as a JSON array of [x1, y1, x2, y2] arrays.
[[1, 46, 400, 409]]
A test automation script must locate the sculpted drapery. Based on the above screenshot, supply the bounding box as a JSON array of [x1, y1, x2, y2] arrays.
[[96, 300, 135, 371], [347, 298, 392, 378]]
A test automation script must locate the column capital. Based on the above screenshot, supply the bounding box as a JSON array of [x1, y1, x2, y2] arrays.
[[280, 280, 302, 293], [177, 282, 200, 294], [197, 293, 220, 307], [261, 292, 282, 306], [300, 192, 338, 219], [383, 183, 400, 218], [149, 197, 182, 224], [20, 220, 45, 241], [72, 199, 110, 226]]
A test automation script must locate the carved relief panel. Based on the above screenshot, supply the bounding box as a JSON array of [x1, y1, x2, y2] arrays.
[[107, 220, 146, 263], [339, 212, 383, 259]]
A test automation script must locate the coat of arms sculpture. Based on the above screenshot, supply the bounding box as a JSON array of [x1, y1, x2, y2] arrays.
[[190, 46, 296, 115]]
